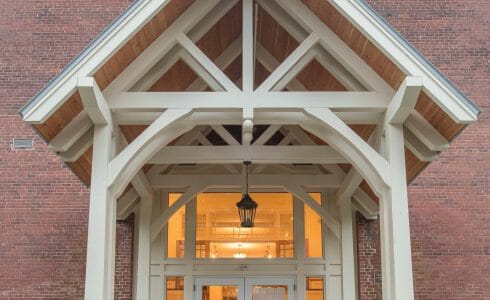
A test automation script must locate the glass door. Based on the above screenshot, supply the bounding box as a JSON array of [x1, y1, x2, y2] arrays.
[[195, 277, 294, 300], [195, 277, 244, 300], [245, 278, 295, 300]]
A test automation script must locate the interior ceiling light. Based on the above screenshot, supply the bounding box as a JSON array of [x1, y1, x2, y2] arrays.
[[236, 161, 258, 228]]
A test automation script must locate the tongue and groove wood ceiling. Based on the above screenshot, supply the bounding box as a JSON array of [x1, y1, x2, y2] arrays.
[[33, 0, 465, 200]]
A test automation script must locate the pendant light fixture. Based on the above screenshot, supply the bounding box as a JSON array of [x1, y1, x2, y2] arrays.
[[236, 161, 258, 228]]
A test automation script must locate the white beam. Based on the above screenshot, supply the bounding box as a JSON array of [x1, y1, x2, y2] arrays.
[[194, 131, 239, 174], [352, 190, 378, 220], [109, 108, 193, 199], [150, 174, 341, 188], [148, 146, 348, 165], [255, 43, 308, 92], [102, 0, 220, 98], [117, 188, 140, 220], [304, 108, 390, 195], [405, 112, 449, 151], [256, 33, 319, 92], [150, 183, 206, 241], [108, 91, 390, 111], [179, 51, 224, 91], [78, 77, 112, 126], [114, 110, 381, 125], [252, 125, 281, 145], [59, 127, 94, 162], [48, 111, 92, 152], [386, 77, 423, 125], [187, 37, 242, 91], [177, 33, 240, 92], [210, 125, 240, 145], [285, 184, 341, 239], [242, 0, 254, 92]]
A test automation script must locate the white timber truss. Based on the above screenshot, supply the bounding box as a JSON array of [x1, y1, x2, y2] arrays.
[[21, 0, 479, 300]]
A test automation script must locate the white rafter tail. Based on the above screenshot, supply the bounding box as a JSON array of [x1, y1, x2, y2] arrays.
[[177, 33, 240, 92], [117, 188, 140, 220], [149, 146, 348, 165], [78, 77, 112, 126], [242, 0, 254, 92], [285, 184, 341, 239], [256, 33, 319, 92], [211, 125, 240, 145], [150, 183, 207, 241], [48, 111, 92, 152], [253, 125, 281, 145], [187, 37, 242, 91], [386, 77, 423, 125], [336, 168, 364, 201], [352, 189, 379, 219], [404, 128, 438, 162], [59, 127, 94, 162], [102, 0, 221, 98], [405, 111, 449, 151], [109, 108, 194, 199]]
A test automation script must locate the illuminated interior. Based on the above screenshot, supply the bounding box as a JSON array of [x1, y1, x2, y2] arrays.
[[167, 192, 324, 259]]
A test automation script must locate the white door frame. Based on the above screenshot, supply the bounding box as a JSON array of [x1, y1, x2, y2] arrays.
[[194, 276, 295, 300]]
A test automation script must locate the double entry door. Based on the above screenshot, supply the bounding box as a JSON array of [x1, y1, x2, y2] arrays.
[[195, 277, 295, 300]]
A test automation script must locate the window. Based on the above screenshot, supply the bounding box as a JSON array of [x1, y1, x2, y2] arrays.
[[167, 193, 185, 258], [305, 193, 323, 258], [196, 193, 294, 259], [166, 277, 184, 300], [306, 277, 324, 300]]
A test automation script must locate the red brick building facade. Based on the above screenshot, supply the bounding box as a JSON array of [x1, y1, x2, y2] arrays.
[[0, 1, 488, 299]]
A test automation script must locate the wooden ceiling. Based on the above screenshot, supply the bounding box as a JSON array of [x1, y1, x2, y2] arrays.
[[32, 0, 465, 201]]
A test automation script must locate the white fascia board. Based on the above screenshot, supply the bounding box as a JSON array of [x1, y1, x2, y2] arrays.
[[21, 0, 174, 124], [329, 0, 479, 123]]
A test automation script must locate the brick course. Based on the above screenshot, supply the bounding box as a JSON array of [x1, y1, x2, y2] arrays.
[[0, 0, 488, 299]]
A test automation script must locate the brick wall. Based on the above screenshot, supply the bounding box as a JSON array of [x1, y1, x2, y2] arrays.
[[0, 1, 132, 299], [0, 0, 488, 299], [357, 0, 490, 299]]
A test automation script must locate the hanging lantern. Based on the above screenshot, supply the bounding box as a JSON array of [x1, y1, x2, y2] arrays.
[[236, 161, 258, 228]]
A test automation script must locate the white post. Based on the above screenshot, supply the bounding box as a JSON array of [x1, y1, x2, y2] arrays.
[[339, 195, 357, 300], [184, 198, 197, 300], [134, 192, 154, 300], [293, 197, 306, 298], [381, 123, 415, 300], [325, 191, 342, 300], [84, 125, 116, 300]]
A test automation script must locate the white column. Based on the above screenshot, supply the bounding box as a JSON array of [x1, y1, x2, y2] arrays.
[[134, 192, 154, 300], [293, 197, 306, 298], [381, 124, 415, 300], [339, 195, 356, 300], [84, 125, 116, 300], [325, 191, 342, 300], [184, 198, 197, 300]]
